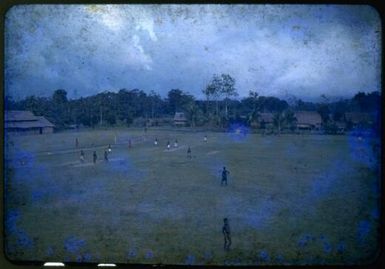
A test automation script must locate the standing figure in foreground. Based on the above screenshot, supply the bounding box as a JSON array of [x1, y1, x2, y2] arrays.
[[93, 151, 97, 164], [80, 150, 85, 163], [174, 139, 178, 148], [104, 150, 109, 162], [204, 135, 207, 142], [154, 138, 158, 146], [108, 144, 112, 153], [221, 166, 230, 186], [222, 218, 231, 251], [167, 141, 171, 150], [187, 146, 192, 159], [75, 137, 79, 148]]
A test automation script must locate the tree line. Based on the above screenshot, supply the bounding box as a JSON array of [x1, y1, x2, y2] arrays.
[[5, 74, 381, 132]]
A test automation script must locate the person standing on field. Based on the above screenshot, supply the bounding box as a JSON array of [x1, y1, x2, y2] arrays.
[[174, 139, 178, 148], [222, 218, 231, 251], [204, 135, 207, 142], [104, 150, 109, 162], [167, 141, 171, 150], [93, 151, 97, 164], [154, 138, 158, 146], [221, 167, 230, 186], [108, 144, 112, 153], [80, 150, 85, 163], [75, 137, 79, 148], [187, 146, 192, 159]]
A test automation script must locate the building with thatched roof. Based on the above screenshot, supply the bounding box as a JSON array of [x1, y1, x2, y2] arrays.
[[257, 112, 274, 129], [174, 112, 187, 127], [294, 111, 322, 130], [5, 110, 55, 135]]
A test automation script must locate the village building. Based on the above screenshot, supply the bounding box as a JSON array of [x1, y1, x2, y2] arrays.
[[258, 112, 274, 129], [294, 111, 322, 130], [5, 110, 55, 135], [345, 112, 376, 129], [174, 112, 187, 127]]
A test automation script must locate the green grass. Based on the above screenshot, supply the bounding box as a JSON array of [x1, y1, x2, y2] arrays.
[[4, 128, 380, 265]]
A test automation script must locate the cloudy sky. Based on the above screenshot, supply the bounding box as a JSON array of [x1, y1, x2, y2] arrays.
[[4, 4, 381, 101]]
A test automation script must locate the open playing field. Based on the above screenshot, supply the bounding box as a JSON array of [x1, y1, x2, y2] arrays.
[[4, 128, 381, 265]]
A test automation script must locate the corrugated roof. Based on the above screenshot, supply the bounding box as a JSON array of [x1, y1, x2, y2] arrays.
[[295, 111, 322, 125], [5, 110, 36, 121]]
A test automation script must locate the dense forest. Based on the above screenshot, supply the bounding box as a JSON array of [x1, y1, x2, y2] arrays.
[[5, 74, 381, 132]]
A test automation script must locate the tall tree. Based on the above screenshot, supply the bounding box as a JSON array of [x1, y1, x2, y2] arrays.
[[220, 74, 237, 118]]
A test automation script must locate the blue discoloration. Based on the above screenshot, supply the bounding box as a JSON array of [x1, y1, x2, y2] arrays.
[[244, 200, 277, 229], [323, 241, 332, 254], [127, 249, 137, 259], [16, 229, 33, 248], [298, 234, 312, 248], [337, 241, 345, 254], [227, 123, 250, 142], [82, 253, 93, 262], [10, 149, 36, 168], [102, 154, 145, 180], [145, 250, 154, 259], [5, 209, 20, 234], [319, 235, 332, 253], [357, 220, 371, 243], [64, 236, 86, 254], [275, 254, 284, 263], [259, 250, 269, 262], [184, 254, 195, 265], [370, 207, 380, 219], [347, 130, 377, 168], [31, 191, 46, 202]]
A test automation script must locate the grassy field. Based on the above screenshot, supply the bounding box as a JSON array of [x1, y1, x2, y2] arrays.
[[4, 127, 381, 265]]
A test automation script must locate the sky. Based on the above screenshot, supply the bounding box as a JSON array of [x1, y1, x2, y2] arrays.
[[4, 4, 381, 101]]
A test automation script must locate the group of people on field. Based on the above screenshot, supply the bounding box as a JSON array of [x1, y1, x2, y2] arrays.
[[78, 139, 112, 164], [76, 135, 232, 251]]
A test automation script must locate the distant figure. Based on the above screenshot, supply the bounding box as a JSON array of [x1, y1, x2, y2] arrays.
[[154, 138, 158, 146], [174, 139, 178, 148], [108, 144, 112, 153], [93, 151, 97, 164], [129, 139, 132, 149], [221, 167, 230, 186], [187, 146, 192, 159], [222, 218, 231, 251], [204, 135, 208, 142], [75, 137, 79, 148], [167, 141, 171, 150], [104, 150, 109, 162], [80, 150, 85, 163]]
